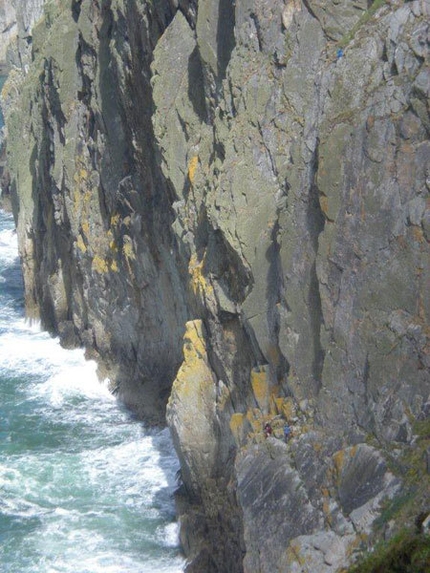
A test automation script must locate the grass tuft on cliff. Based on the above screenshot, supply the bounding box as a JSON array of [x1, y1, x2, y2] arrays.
[[348, 529, 430, 573], [338, 0, 389, 48]]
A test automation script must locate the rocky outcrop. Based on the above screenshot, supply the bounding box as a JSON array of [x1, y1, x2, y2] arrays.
[[0, 0, 45, 68], [2, 0, 429, 571], [0, 1, 17, 66], [2, 0, 190, 422], [0, 1, 46, 203]]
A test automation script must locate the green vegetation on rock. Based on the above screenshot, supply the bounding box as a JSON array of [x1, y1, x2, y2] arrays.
[[348, 529, 430, 573], [338, 0, 389, 48]]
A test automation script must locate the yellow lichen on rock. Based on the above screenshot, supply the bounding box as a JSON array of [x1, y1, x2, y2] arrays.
[[273, 396, 296, 420], [81, 220, 90, 238], [333, 445, 358, 483], [286, 539, 307, 567], [92, 254, 109, 274], [246, 408, 264, 434], [110, 213, 121, 227], [189, 252, 213, 299], [188, 155, 199, 185], [181, 319, 207, 366], [167, 320, 218, 482], [122, 237, 136, 261], [168, 320, 213, 407], [230, 413, 247, 445], [76, 234, 87, 253]]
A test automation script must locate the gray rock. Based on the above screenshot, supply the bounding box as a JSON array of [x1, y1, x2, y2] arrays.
[[2, 1, 430, 571]]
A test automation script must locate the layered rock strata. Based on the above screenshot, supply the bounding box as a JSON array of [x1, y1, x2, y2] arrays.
[[2, 1, 429, 571]]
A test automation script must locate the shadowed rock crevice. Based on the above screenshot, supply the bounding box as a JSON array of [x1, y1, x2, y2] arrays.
[[188, 46, 208, 123], [307, 144, 325, 392], [71, 0, 82, 23], [266, 220, 290, 385], [216, 0, 236, 80], [75, 33, 97, 108]]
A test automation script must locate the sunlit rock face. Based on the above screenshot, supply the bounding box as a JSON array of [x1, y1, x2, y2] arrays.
[[0, 1, 17, 63], [0, 0, 45, 65], [2, 1, 429, 571]]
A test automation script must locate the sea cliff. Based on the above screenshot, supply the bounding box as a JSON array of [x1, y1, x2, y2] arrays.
[[1, 1, 429, 571]]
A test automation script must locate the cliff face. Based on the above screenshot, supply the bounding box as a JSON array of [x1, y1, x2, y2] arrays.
[[2, 1, 429, 572], [0, 0, 45, 66]]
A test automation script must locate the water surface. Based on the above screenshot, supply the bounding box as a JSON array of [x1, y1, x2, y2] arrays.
[[0, 209, 184, 572]]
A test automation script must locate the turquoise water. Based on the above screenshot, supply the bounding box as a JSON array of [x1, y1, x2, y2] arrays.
[[0, 210, 184, 572]]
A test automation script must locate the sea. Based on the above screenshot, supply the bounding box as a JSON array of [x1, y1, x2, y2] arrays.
[[0, 211, 185, 573]]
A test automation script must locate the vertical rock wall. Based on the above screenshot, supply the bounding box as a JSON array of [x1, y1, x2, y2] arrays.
[[3, 0, 190, 421], [2, 0, 429, 571], [0, 0, 45, 66]]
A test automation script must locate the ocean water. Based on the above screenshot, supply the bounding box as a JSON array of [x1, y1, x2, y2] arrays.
[[0, 209, 184, 572]]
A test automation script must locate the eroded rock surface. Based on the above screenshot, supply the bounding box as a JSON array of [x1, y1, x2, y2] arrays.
[[2, 1, 429, 571]]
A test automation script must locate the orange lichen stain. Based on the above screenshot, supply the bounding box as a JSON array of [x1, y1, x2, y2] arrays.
[[251, 368, 269, 411], [333, 446, 357, 479], [188, 155, 199, 184], [333, 449, 346, 476]]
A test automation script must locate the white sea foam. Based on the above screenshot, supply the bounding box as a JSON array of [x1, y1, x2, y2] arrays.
[[159, 521, 181, 547], [0, 226, 18, 265], [0, 210, 184, 572]]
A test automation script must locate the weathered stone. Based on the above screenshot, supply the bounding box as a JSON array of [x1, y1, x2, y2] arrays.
[[306, 0, 368, 41], [236, 440, 322, 573], [2, 0, 430, 572]]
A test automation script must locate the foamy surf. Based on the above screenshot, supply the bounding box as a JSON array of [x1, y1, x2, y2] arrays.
[[0, 209, 184, 573]]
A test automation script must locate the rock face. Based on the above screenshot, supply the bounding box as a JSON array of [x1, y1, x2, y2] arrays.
[[0, 0, 45, 67], [2, 0, 430, 571]]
